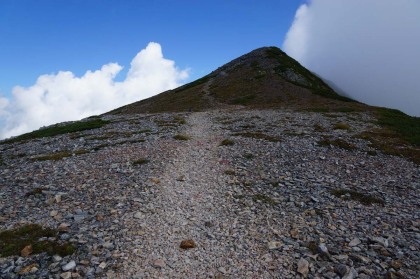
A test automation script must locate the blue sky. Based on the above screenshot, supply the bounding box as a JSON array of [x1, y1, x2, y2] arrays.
[[1, 0, 418, 139], [0, 0, 304, 95]]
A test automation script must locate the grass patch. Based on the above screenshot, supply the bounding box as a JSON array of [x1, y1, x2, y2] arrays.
[[313, 123, 326, 132], [32, 151, 72, 161], [376, 108, 420, 146], [232, 94, 256, 105], [318, 138, 356, 151], [243, 153, 254, 160], [133, 158, 150, 165], [73, 149, 90, 155], [0, 224, 76, 257], [25, 187, 44, 197], [1, 119, 110, 144], [331, 189, 385, 206], [137, 129, 152, 134], [173, 134, 190, 141], [220, 139, 235, 146], [224, 169, 236, 175], [233, 132, 281, 142], [334, 122, 351, 130], [253, 194, 277, 205]]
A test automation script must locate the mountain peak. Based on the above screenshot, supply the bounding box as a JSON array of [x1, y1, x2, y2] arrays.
[[109, 46, 356, 115]]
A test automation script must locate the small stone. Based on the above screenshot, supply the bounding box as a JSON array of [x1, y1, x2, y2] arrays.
[[62, 260, 76, 271], [60, 272, 72, 279], [290, 228, 299, 239], [96, 214, 105, 221], [372, 236, 389, 247], [134, 212, 143, 219], [390, 259, 402, 269], [180, 239, 196, 249], [349, 238, 361, 247], [152, 259, 165, 268], [21, 245, 32, 257], [297, 258, 309, 278], [335, 264, 349, 277], [50, 210, 58, 217], [218, 267, 227, 274], [103, 242, 114, 249], [55, 195, 62, 203], [17, 263, 38, 275], [342, 267, 358, 279], [58, 223, 70, 232], [268, 241, 282, 250], [53, 255, 63, 262], [99, 262, 107, 269]]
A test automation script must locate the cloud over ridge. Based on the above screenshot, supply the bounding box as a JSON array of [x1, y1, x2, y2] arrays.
[[283, 0, 420, 116], [0, 42, 189, 139]]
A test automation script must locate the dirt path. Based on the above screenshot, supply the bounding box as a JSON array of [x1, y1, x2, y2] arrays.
[[121, 112, 234, 278]]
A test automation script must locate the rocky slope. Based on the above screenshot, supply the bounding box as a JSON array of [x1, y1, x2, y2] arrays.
[[0, 108, 418, 278]]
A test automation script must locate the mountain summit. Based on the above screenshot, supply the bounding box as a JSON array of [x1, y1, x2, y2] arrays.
[[109, 47, 357, 114]]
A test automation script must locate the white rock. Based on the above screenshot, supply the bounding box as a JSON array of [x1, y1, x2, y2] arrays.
[[349, 238, 361, 247], [62, 260, 76, 271]]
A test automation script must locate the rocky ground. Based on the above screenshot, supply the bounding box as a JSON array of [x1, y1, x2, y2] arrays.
[[0, 108, 419, 278]]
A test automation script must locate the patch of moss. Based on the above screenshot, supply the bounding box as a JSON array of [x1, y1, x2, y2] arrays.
[[173, 134, 190, 141], [232, 94, 256, 105], [318, 138, 356, 151], [313, 123, 326, 132], [224, 169, 236, 175], [233, 132, 281, 142], [334, 122, 351, 130], [331, 189, 385, 206], [243, 153, 254, 160], [25, 187, 44, 197], [32, 151, 72, 161], [220, 139, 235, 146], [376, 108, 420, 146], [137, 129, 152, 134], [1, 119, 110, 144], [0, 224, 76, 257], [133, 158, 150, 165]]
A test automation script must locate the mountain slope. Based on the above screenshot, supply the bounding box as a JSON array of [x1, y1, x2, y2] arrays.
[[108, 47, 359, 115]]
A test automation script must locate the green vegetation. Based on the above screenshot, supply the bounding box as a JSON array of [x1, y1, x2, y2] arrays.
[[0, 224, 76, 257], [253, 194, 277, 205], [331, 189, 385, 206], [224, 169, 236, 175], [220, 139, 235, 146], [25, 187, 44, 197], [32, 151, 72, 161], [233, 132, 281, 142], [133, 158, 150, 165], [376, 108, 420, 146], [313, 123, 326, 132], [334, 122, 351, 130], [137, 129, 152, 134], [232, 94, 256, 105], [243, 153, 254, 160], [318, 138, 356, 151], [1, 119, 110, 144], [173, 134, 190, 141], [265, 47, 356, 102]]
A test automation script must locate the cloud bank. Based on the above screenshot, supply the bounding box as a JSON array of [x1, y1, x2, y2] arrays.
[[283, 0, 420, 116], [0, 42, 189, 139]]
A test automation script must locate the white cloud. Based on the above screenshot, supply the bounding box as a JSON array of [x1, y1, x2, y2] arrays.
[[0, 42, 189, 139], [283, 0, 420, 116]]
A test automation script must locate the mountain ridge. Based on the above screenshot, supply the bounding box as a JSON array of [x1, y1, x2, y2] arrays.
[[108, 46, 360, 115]]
